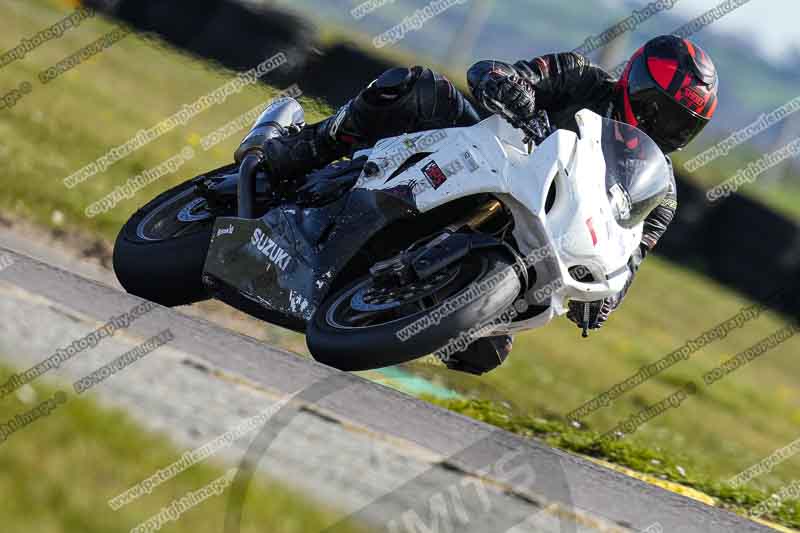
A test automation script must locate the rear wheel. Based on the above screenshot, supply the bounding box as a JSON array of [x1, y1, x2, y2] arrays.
[[113, 164, 238, 307], [307, 249, 521, 370]]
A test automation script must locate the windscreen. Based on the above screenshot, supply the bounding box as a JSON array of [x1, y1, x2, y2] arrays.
[[601, 118, 671, 229]]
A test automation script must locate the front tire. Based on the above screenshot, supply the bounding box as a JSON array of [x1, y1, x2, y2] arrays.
[[113, 164, 237, 307], [307, 249, 521, 370]]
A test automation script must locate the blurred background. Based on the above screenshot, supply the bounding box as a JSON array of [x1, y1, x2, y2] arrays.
[[2, 0, 800, 530]]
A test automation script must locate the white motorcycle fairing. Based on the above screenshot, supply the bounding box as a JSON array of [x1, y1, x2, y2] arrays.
[[353, 109, 660, 335]]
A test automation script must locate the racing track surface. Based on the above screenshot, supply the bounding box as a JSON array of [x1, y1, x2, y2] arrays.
[[0, 235, 778, 533]]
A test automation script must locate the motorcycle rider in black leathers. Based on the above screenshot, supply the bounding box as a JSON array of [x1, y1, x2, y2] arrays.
[[241, 35, 719, 375]]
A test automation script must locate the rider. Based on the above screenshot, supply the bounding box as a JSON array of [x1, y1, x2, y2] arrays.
[[244, 35, 718, 374]]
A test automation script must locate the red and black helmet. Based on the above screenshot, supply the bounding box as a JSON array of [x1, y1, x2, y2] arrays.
[[615, 35, 718, 153]]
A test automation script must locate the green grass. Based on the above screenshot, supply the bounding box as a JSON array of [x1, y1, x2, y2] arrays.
[[0, 364, 368, 533], [423, 396, 800, 529], [4, 1, 800, 529], [0, 0, 331, 240]]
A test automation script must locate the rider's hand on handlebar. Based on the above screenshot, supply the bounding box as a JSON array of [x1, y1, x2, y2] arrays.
[[566, 297, 616, 334], [475, 72, 537, 123]]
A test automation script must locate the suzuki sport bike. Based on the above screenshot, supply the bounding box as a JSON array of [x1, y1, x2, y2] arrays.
[[114, 96, 670, 371]]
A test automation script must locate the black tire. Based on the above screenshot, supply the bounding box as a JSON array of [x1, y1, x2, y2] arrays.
[[307, 249, 522, 371], [113, 165, 237, 307]]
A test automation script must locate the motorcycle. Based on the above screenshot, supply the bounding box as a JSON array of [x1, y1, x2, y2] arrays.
[[114, 96, 670, 371]]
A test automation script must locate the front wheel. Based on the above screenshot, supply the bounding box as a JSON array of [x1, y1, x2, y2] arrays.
[[306, 249, 522, 370], [113, 164, 238, 307]]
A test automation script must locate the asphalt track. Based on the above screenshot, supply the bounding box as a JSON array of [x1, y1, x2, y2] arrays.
[[0, 236, 778, 533]]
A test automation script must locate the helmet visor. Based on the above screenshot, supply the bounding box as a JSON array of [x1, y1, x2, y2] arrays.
[[627, 55, 710, 152]]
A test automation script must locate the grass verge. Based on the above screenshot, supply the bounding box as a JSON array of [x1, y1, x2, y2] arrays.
[[0, 364, 368, 533], [425, 397, 800, 530]]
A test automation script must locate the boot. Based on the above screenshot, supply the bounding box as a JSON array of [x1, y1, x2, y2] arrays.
[[442, 335, 513, 375]]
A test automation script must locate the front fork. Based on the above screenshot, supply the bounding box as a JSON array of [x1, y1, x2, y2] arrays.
[[237, 154, 262, 219], [371, 198, 526, 289]]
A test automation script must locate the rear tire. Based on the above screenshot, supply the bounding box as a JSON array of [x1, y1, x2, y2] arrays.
[[307, 249, 521, 370], [113, 165, 237, 307]]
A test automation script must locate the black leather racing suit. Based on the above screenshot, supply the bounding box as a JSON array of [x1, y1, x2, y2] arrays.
[[263, 54, 677, 374], [467, 53, 677, 255]]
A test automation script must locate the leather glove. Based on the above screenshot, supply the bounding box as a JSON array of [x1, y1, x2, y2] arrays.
[[567, 297, 618, 333], [567, 247, 644, 334], [474, 71, 537, 122]]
